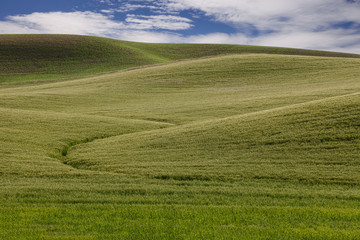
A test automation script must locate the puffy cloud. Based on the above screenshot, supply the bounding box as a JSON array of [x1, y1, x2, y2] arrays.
[[1, 0, 360, 54], [125, 14, 192, 30], [1, 11, 124, 35], [181, 30, 360, 53], [152, 0, 360, 53], [0, 11, 192, 35], [158, 0, 360, 29], [0, 11, 188, 43]]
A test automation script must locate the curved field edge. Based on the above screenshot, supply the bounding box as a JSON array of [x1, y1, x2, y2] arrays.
[[1, 48, 360, 239], [0, 106, 173, 176], [2, 53, 359, 178], [65, 92, 360, 184], [1, 34, 360, 83]]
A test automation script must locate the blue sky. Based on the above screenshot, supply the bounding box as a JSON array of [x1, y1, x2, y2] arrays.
[[1, 0, 360, 53]]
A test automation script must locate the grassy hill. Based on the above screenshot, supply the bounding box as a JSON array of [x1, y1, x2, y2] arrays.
[[1, 34, 359, 83], [0, 35, 360, 239]]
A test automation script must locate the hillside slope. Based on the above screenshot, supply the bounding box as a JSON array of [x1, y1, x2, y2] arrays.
[[67, 92, 359, 184], [1, 53, 359, 178], [1, 34, 359, 83], [1, 38, 360, 239]]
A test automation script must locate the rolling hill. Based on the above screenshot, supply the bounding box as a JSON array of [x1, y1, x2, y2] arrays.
[[0, 35, 360, 239], [1, 34, 359, 83]]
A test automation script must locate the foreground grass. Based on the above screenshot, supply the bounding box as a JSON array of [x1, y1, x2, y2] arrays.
[[1, 51, 360, 239], [1, 175, 360, 239]]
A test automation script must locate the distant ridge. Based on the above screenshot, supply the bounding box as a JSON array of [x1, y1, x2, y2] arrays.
[[1, 34, 359, 83]]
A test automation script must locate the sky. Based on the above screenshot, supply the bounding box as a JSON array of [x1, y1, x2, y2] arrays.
[[1, 0, 360, 53]]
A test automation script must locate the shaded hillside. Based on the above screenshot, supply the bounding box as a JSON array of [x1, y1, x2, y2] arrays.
[[1, 34, 359, 83]]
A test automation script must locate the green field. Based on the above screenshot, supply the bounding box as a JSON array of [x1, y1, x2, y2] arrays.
[[1, 35, 360, 239], [1, 34, 359, 83]]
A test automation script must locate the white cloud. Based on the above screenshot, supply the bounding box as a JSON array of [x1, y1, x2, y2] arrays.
[[157, 0, 360, 31], [117, 3, 160, 12], [0, 11, 192, 35], [0, 11, 190, 44], [99, 0, 115, 5], [1, 0, 360, 54], [100, 9, 115, 14], [125, 14, 192, 30], [180, 30, 360, 53], [152, 0, 360, 53], [1, 11, 124, 35]]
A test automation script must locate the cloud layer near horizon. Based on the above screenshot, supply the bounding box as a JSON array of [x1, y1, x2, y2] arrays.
[[1, 0, 360, 53]]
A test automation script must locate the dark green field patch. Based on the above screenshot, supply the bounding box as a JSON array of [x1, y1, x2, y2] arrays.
[[1, 34, 359, 83]]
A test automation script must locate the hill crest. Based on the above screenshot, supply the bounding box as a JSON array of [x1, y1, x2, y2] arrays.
[[1, 34, 359, 83]]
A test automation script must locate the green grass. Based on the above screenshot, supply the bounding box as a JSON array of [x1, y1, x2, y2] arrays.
[[1, 34, 359, 83], [0, 35, 360, 239], [67, 92, 360, 184]]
